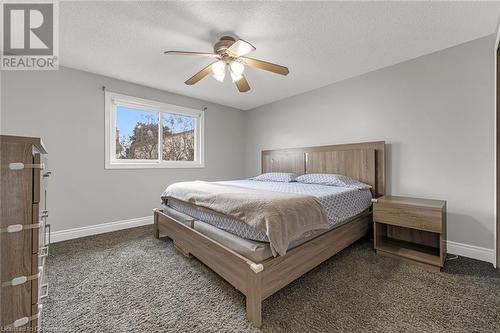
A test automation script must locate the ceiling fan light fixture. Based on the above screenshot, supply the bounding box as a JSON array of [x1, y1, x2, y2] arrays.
[[230, 71, 243, 83], [213, 72, 226, 82], [230, 40, 255, 57], [211, 60, 226, 76], [165, 36, 289, 92], [230, 61, 245, 76]]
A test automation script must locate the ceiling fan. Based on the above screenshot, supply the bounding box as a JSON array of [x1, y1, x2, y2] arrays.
[[164, 36, 289, 93]]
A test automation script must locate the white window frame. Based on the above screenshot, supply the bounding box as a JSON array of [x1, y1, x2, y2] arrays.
[[105, 91, 205, 169]]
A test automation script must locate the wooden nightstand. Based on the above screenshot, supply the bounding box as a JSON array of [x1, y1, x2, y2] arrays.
[[373, 196, 447, 271]]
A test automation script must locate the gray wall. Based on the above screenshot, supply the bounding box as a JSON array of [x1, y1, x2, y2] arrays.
[[1, 67, 246, 232], [1, 35, 495, 250], [244, 35, 495, 249]]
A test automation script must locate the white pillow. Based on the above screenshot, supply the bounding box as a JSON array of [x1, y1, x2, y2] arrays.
[[250, 172, 297, 182], [296, 173, 371, 189]]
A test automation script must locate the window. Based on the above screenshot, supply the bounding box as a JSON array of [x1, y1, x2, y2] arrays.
[[105, 92, 204, 169]]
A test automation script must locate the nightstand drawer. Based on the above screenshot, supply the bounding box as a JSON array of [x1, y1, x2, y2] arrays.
[[373, 202, 443, 233]]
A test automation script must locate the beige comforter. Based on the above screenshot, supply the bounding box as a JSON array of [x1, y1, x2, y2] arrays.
[[162, 181, 330, 256]]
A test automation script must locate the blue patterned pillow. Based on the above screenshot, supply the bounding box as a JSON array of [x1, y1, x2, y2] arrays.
[[250, 172, 297, 182], [296, 173, 371, 189]]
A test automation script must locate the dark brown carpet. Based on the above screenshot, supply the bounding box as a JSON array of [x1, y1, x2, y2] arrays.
[[41, 226, 500, 332]]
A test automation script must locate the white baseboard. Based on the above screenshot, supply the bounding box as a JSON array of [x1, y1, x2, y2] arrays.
[[446, 240, 495, 265], [50, 216, 496, 265], [51, 216, 153, 243]]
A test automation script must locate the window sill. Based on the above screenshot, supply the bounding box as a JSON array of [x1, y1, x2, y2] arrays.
[[105, 163, 205, 170]]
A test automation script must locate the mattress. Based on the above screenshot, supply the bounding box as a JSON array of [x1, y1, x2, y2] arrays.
[[166, 180, 372, 242], [161, 207, 370, 263]]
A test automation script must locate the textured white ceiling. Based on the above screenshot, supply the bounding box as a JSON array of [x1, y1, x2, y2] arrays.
[[60, 1, 500, 110]]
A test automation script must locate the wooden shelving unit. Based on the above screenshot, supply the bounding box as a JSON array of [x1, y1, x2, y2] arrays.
[[373, 196, 446, 271]]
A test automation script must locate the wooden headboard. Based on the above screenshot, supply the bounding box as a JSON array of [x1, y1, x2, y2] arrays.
[[261, 141, 385, 197]]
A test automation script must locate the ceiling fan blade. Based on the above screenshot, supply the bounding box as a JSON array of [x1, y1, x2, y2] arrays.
[[235, 74, 250, 92], [164, 51, 219, 58], [226, 39, 256, 57], [185, 62, 216, 85], [241, 57, 289, 76]]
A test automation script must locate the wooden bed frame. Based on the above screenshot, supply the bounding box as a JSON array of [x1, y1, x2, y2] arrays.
[[153, 141, 385, 327]]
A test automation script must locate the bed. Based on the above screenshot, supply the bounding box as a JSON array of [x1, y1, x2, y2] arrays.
[[153, 141, 385, 327]]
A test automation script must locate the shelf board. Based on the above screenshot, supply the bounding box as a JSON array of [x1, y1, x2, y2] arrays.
[[375, 237, 441, 267]]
